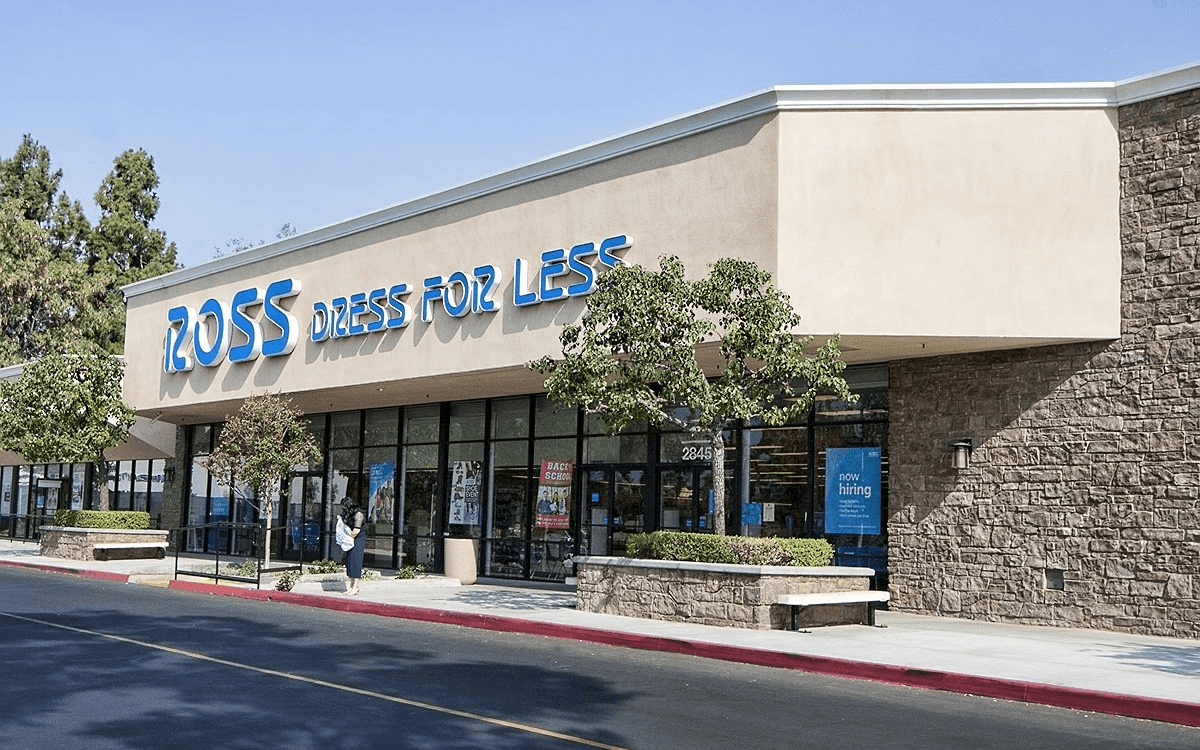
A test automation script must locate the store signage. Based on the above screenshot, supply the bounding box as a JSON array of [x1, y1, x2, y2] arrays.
[[824, 447, 882, 534], [163, 234, 631, 373]]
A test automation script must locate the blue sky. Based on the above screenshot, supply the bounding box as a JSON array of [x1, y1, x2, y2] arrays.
[[3, 0, 1198, 269]]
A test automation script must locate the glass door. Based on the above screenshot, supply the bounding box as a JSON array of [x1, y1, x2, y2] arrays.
[[657, 467, 714, 533], [581, 465, 646, 557], [282, 473, 324, 561]]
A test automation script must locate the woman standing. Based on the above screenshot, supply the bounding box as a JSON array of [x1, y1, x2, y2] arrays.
[[341, 499, 367, 595]]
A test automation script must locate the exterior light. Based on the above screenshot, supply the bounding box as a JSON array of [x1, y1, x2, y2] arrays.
[[950, 438, 973, 470]]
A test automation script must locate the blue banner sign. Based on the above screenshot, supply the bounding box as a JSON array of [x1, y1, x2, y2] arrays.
[[824, 447, 882, 534]]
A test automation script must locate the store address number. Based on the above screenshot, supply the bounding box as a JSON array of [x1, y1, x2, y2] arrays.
[[680, 443, 714, 462]]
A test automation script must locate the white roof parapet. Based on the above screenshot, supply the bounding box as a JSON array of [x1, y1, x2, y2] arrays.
[[122, 61, 1200, 300]]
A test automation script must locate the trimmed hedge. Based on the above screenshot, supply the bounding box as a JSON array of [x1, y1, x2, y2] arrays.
[[53, 510, 151, 530], [624, 530, 833, 567]]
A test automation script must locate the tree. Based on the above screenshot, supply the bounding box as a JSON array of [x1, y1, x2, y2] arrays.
[[89, 148, 180, 350], [0, 200, 107, 366], [530, 255, 854, 535], [91, 148, 178, 283], [213, 222, 299, 259], [0, 134, 61, 226], [202, 393, 321, 571], [1, 134, 90, 261], [0, 346, 136, 510]]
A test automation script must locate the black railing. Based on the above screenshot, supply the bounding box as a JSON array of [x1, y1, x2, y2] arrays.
[[1, 513, 55, 542], [482, 535, 574, 581], [172, 522, 302, 588]]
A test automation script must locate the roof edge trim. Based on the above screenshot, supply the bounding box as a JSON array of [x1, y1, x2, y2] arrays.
[[124, 63, 1200, 298]]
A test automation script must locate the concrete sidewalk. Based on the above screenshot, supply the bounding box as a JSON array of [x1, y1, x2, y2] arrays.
[[1, 538, 1198, 728]]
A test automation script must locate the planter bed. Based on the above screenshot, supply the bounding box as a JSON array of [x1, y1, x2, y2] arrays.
[[574, 556, 879, 630], [39, 526, 171, 562]]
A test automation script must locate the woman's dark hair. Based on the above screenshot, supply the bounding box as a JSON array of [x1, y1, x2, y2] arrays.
[[340, 498, 359, 525]]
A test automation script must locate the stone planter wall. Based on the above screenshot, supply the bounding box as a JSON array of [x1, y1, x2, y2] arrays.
[[574, 556, 876, 630], [39, 527, 171, 561]]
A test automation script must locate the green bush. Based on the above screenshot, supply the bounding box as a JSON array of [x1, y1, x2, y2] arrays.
[[305, 558, 343, 574], [625, 530, 832, 567], [275, 570, 301, 591], [53, 510, 151, 530]]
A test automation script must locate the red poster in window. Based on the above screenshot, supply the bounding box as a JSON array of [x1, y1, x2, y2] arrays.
[[535, 459, 572, 529]]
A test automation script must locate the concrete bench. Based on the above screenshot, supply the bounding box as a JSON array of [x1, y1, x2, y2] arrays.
[[92, 542, 168, 560], [776, 590, 890, 630]]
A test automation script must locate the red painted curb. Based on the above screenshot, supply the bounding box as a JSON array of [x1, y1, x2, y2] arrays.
[[167, 579, 1200, 728], [0, 558, 130, 582]]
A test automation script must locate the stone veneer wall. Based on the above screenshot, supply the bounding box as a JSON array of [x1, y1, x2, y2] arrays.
[[575, 557, 875, 630], [887, 85, 1199, 639], [40, 527, 170, 561]]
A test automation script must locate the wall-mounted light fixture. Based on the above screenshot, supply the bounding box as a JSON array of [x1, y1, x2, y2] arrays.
[[950, 438, 974, 470]]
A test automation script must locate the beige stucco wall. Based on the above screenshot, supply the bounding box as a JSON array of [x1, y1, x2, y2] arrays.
[[123, 115, 781, 422], [123, 101, 1124, 423], [776, 107, 1122, 360]]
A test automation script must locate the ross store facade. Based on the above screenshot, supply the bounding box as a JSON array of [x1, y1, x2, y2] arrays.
[[116, 62, 1199, 638]]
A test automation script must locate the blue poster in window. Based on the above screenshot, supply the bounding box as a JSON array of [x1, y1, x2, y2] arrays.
[[824, 447, 882, 534]]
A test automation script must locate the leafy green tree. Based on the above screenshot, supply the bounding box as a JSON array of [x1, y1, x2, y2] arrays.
[[0, 200, 107, 365], [89, 148, 180, 350], [0, 134, 90, 261], [203, 393, 321, 571], [0, 134, 61, 226], [91, 148, 179, 284], [531, 255, 853, 535], [0, 346, 136, 510]]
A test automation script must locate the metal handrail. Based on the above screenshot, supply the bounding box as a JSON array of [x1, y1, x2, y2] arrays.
[[172, 521, 301, 588]]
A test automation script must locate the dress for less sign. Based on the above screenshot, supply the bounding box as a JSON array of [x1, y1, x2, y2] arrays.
[[824, 447, 882, 534], [162, 234, 631, 374]]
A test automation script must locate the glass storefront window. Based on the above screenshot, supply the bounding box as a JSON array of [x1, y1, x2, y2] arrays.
[[447, 442, 483, 537], [583, 433, 646, 464], [329, 448, 362, 506], [330, 412, 361, 449], [191, 425, 212, 455], [133, 461, 150, 512], [404, 404, 440, 443], [71, 464, 87, 510], [363, 446, 397, 563], [364, 408, 399, 446], [449, 401, 485, 442], [305, 416, 327, 471], [401, 444, 438, 569], [584, 412, 647, 435], [490, 397, 530, 439], [534, 395, 575, 437]]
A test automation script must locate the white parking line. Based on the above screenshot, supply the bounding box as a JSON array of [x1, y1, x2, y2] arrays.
[[2, 611, 628, 749]]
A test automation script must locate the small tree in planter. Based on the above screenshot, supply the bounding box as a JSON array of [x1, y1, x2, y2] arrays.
[[0, 347, 135, 510], [531, 255, 853, 535], [203, 393, 320, 572]]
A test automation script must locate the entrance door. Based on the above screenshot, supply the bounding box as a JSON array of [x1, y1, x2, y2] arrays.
[[282, 473, 324, 561], [657, 467, 714, 533], [581, 466, 647, 556]]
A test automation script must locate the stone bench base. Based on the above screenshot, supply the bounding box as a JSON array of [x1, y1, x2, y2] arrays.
[[39, 527, 171, 562], [574, 556, 881, 630]]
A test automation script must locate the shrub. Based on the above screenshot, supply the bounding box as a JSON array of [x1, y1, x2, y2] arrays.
[[305, 558, 342, 574], [625, 530, 832, 567], [53, 510, 151, 530], [395, 564, 426, 579], [275, 570, 301, 591]]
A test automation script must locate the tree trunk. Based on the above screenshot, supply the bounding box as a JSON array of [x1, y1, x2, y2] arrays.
[[709, 431, 726, 535], [94, 459, 110, 511], [262, 498, 273, 573]]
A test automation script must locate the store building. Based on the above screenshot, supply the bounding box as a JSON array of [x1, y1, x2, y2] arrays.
[[106, 60, 1200, 637]]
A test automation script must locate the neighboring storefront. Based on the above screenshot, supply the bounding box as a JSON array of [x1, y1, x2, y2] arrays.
[[113, 62, 1198, 637], [0, 364, 176, 539]]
